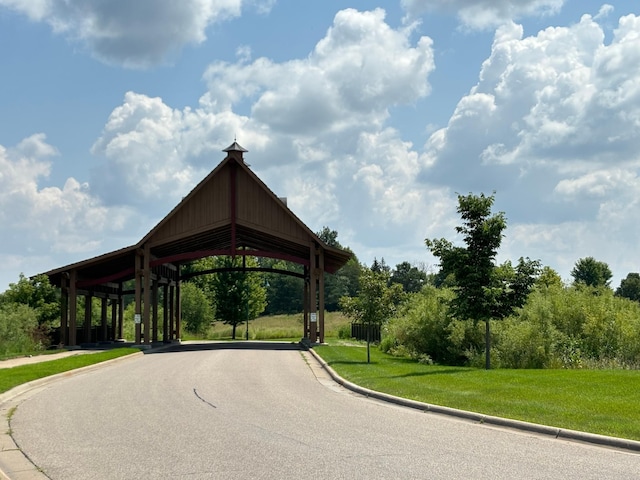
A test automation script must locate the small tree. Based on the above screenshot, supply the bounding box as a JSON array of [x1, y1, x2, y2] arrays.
[[426, 192, 507, 369], [340, 268, 404, 363], [571, 257, 612, 288], [316, 226, 361, 310], [181, 282, 215, 335], [210, 256, 266, 339]]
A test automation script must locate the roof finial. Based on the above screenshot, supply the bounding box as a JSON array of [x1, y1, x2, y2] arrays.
[[223, 140, 248, 154]]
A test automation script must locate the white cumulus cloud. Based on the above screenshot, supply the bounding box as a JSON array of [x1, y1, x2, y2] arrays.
[[401, 0, 565, 29], [0, 0, 275, 68], [0, 135, 134, 288], [423, 12, 640, 281]]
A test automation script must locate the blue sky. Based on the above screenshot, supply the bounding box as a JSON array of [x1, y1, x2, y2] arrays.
[[1, 0, 639, 291]]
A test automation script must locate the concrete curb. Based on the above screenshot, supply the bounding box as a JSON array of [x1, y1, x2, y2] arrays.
[[307, 347, 640, 454]]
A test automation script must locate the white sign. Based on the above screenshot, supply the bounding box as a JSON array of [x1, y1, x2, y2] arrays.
[[134, 314, 141, 324], [310, 313, 317, 323]]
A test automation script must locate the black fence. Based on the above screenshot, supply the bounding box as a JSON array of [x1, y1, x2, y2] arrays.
[[350, 323, 381, 343]]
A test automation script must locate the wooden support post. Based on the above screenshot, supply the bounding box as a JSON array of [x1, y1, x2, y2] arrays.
[[69, 270, 77, 346], [303, 266, 309, 341], [60, 274, 68, 346], [118, 289, 124, 340], [135, 251, 142, 344], [101, 297, 108, 342], [143, 244, 151, 345], [169, 284, 175, 341], [318, 248, 325, 344], [152, 279, 159, 344], [84, 291, 92, 344], [309, 243, 318, 343], [162, 284, 169, 343], [175, 280, 182, 341], [110, 299, 117, 341]]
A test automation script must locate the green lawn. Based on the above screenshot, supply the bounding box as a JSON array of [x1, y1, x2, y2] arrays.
[[0, 348, 139, 394], [314, 344, 640, 441]]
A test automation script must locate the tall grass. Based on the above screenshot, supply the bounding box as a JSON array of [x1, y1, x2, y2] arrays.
[[202, 311, 350, 340]]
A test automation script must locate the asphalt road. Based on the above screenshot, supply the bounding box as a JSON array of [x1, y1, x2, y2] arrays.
[[9, 342, 640, 479]]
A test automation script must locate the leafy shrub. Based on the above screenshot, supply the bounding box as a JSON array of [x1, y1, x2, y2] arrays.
[[493, 318, 551, 369], [181, 282, 215, 334], [337, 323, 352, 339], [384, 281, 640, 369], [0, 303, 41, 356], [384, 287, 473, 364]]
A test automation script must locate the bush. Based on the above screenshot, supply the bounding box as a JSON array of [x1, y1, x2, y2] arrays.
[[337, 323, 352, 339], [383, 287, 471, 364], [0, 303, 42, 356], [493, 317, 553, 369], [181, 282, 215, 335], [383, 281, 640, 369]]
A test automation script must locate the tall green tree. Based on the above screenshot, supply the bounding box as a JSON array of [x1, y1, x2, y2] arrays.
[[535, 266, 564, 289], [370, 257, 390, 274], [340, 268, 404, 363], [261, 259, 304, 315], [317, 226, 341, 248], [616, 273, 640, 302], [324, 257, 362, 311], [489, 257, 541, 319], [571, 257, 613, 288], [210, 256, 267, 339], [426, 192, 507, 369], [390, 261, 428, 293], [316, 227, 361, 310]]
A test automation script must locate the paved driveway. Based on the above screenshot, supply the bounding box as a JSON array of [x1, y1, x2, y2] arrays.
[[9, 342, 640, 479]]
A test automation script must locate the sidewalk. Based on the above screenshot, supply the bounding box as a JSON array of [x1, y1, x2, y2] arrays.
[[0, 350, 103, 370]]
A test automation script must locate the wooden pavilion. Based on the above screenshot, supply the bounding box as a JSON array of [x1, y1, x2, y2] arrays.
[[43, 142, 351, 347]]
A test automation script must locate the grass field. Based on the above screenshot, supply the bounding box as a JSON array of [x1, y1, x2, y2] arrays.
[[314, 344, 640, 441], [188, 311, 350, 341]]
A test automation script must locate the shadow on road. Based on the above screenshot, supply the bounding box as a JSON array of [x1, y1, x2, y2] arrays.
[[145, 341, 303, 355]]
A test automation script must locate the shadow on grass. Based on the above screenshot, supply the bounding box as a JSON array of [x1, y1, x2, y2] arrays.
[[328, 360, 378, 366], [391, 368, 472, 378]]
